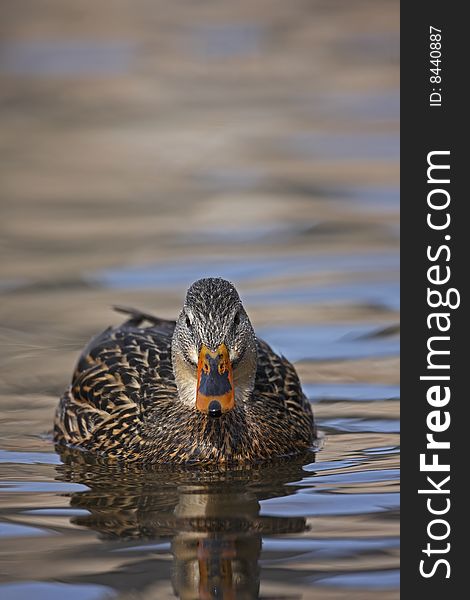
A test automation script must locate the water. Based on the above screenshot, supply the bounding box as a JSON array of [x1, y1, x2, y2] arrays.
[[0, 1, 399, 598], [0, 41, 136, 77], [0, 439, 399, 598]]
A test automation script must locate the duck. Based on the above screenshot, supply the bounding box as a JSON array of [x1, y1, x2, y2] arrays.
[[54, 277, 315, 464]]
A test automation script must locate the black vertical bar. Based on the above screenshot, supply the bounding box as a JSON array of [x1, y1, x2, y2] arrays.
[[401, 2, 464, 597]]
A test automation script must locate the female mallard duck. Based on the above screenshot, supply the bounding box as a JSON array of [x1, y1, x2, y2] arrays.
[[54, 278, 315, 463]]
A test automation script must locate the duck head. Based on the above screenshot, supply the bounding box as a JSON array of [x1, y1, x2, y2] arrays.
[[171, 278, 257, 417]]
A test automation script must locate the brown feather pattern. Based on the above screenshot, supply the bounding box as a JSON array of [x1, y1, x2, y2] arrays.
[[54, 311, 315, 464]]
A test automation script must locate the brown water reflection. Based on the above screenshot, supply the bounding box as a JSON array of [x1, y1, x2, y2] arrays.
[[56, 452, 313, 599], [0, 0, 398, 598]]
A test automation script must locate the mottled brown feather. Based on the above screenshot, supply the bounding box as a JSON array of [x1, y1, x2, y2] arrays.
[[54, 313, 315, 463]]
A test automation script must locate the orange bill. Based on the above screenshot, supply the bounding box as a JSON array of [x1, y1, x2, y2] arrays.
[[196, 344, 234, 416], [197, 538, 236, 600]]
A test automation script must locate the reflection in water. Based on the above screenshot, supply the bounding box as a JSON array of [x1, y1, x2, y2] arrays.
[[56, 449, 315, 599]]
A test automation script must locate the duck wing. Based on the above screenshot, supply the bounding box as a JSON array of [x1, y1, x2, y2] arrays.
[[254, 338, 314, 439], [54, 311, 176, 454], [113, 305, 176, 331]]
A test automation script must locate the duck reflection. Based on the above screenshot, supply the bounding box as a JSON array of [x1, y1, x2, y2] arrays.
[[56, 449, 315, 599]]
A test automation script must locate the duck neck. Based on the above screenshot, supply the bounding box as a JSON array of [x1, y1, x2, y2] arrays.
[[233, 343, 257, 405], [171, 345, 198, 408]]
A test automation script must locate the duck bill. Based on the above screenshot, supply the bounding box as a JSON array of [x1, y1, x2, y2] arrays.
[[196, 344, 234, 415]]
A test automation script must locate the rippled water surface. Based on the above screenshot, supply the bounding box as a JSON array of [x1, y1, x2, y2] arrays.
[[1, 1, 399, 598]]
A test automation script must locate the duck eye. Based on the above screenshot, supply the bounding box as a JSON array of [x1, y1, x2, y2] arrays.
[[233, 312, 240, 328]]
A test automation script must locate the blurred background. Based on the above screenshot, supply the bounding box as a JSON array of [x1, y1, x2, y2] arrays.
[[0, 1, 399, 598]]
